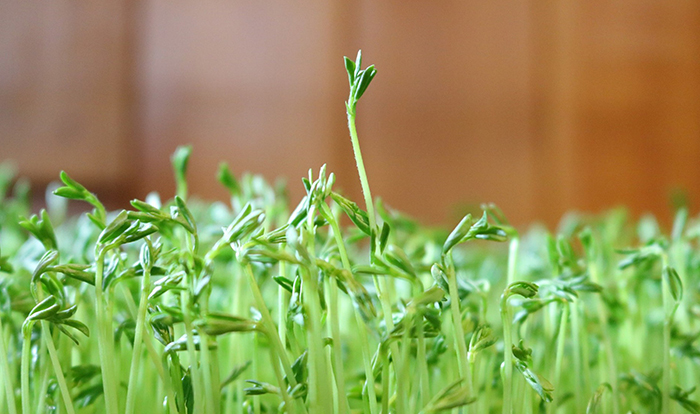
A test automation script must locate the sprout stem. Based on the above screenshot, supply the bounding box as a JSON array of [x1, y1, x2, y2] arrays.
[[0, 317, 16, 414]]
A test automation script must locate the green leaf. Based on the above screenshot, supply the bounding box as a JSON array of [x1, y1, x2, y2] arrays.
[[443, 214, 473, 254], [344, 56, 356, 86], [586, 383, 612, 414], [421, 378, 476, 413], [19, 210, 58, 250], [97, 211, 131, 245], [194, 313, 258, 336], [171, 145, 192, 199], [663, 265, 683, 303], [506, 281, 539, 299], [331, 192, 371, 236], [354, 65, 377, 101], [217, 162, 241, 196], [515, 359, 554, 402], [671, 385, 700, 414], [27, 296, 60, 321]]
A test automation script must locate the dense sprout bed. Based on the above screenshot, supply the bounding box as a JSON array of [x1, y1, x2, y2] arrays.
[[1, 53, 699, 414]]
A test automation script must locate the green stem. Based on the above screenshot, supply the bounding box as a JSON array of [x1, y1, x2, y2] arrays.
[[267, 347, 296, 414], [0, 316, 17, 414], [417, 315, 430, 406], [34, 356, 50, 414], [346, 107, 376, 235], [199, 332, 217, 414], [328, 269, 349, 414], [21, 327, 32, 414], [381, 347, 390, 414], [507, 237, 519, 286], [501, 299, 513, 414], [321, 202, 378, 414], [570, 301, 584, 411], [447, 265, 472, 391], [180, 287, 203, 414], [243, 264, 307, 414], [348, 97, 403, 414], [95, 251, 120, 414], [661, 257, 672, 414], [40, 322, 75, 414], [125, 265, 151, 414], [228, 263, 245, 414], [119, 285, 178, 414], [552, 305, 568, 414], [300, 264, 332, 414], [589, 259, 619, 414], [278, 258, 288, 362]]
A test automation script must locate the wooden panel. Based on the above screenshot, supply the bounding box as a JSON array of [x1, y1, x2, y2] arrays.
[[3, 0, 700, 226], [344, 0, 536, 225], [532, 0, 700, 225], [0, 1, 131, 192], [137, 0, 344, 204]]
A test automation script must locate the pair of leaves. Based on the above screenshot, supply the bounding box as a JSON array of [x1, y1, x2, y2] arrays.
[[25, 296, 89, 345], [344, 50, 377, 110], [512, 341, 554, 402], [53, 171, 107, 228], [420, 378, 476, 413], [443, 211, 510, 255]]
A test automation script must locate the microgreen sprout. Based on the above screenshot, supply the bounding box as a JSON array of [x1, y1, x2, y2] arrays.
[[0, 53, 698, 414]]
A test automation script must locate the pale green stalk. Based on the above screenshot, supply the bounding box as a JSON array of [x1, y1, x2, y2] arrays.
[[500, 302, 513, 414], [416, 315, 430, 405], [507, 237, 519, 286], [95, 251, 120, 414], [588, 258, 619, 414], [501, 235, 520, 414], [328, 269, 349, 414], [227, 262, 245, 414], [267, 347, 295, 413], [348, 72, 407, 414], [0, 316, 17, 414], [570, 301, 584, 412], [661, 255, 672, 414], [320, 202, 378, 414], [252, 334, 261, 414], [21, 328, 31, 414], [346, 105, 376, 236], [34, 357, 50, 414], [300, 265, 332, 414], [199, 288, 217, 414], [447, 266, 471, 390], [40, 321, 75, 414], [180, 287, 204, 414], [180, 227, 205, 414], [552, 305, 568, 414], [119, 285, 178, 414], [278, 258, 288, 360], [242, 264, 307, 414], [125, 264, 152, 414]]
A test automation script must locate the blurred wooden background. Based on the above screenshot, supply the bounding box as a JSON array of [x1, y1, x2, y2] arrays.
[[2, 1, 699, 227]]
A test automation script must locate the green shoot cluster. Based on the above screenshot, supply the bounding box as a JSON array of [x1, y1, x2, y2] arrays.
[[0, 52, 699, 414]]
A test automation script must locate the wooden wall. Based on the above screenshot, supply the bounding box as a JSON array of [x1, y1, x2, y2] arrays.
[[2, 1, 700, 227]]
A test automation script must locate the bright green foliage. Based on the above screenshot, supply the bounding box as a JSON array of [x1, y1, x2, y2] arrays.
[[0, 53, 699, 414]]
